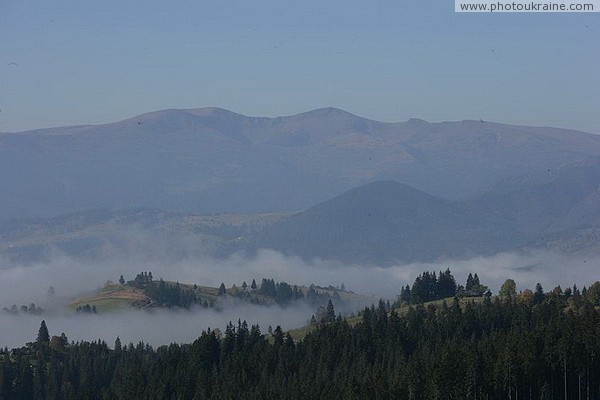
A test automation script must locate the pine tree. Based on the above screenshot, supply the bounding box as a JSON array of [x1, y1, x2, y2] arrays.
[[533, 283, 545, 304], [37, 320, 50, 344], [119, 275, 125, 285], [587, 281, 600, 305], [472, 273, 487, 296], [400, 285, 411, 303], [218, 283, 226, 296], [473, 273, 481, 287], [325, 300, 335, 323], [437, 268, 457, 298], [466, 273, 474, 291]]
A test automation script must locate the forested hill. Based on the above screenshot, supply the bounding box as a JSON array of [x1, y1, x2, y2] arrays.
[[250, 158, 600, 264], [2, 281, 600, 399], [252, 181, 518, 264], [66, 272, 361, 313]]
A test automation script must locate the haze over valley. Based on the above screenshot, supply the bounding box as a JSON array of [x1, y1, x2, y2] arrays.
[[1, 108, 599, 348]]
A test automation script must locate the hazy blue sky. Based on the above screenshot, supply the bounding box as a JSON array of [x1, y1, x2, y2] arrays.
[[1, 0, 598, 132]]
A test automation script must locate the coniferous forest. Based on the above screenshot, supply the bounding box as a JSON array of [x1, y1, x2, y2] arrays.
[[1, 277, 600, 399]]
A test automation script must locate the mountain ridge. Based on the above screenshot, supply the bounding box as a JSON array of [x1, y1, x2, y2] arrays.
[[1, 107, 599, 219], [7, 106, 597, 138]]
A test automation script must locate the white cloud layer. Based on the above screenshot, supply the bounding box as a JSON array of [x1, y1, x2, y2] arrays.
[[1, 249, 598, 349]]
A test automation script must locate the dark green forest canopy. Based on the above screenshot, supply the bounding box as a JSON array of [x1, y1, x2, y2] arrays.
[[2, 281, 600, 399]]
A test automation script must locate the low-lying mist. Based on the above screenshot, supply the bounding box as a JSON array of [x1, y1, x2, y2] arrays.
[[1, 248, 598, 349], [0, 304, 314, 350]]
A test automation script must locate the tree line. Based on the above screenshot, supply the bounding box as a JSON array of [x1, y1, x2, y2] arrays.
[[2, 276, 600, 399], [117, 272, 337, 310], [398, 268, 490, 305]]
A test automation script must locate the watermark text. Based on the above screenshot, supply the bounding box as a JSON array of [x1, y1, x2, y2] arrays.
[[455, 0, 599, 12]]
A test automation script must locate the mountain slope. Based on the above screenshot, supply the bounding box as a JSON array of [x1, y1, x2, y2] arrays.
[[467, 157, 600, 235], [2, 107, 600, 219], [253, 181, 518, 264], [462, 157, 600, 254], [250, 157, 600, 265], [0, 209, 288, 264], [2, 161, 599, 266]]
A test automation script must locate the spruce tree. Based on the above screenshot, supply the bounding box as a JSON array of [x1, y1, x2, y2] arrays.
[[466, 273, 474, 292], [218, 283, 226, 296], [533, 283, 545, 304], [325, 299, 335, 323], [37, 320, 50, 344], [473, 273, 481, 287]]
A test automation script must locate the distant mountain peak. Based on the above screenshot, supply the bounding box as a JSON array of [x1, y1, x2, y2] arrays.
[[340, 180, 436, 199], [406, 118, 428, 124], [139, 106, 362, 121], [185, 107, 249, 119], [119, 108, 195, 124], [254, 179, 516, 264], [289, 107, 366, 120]]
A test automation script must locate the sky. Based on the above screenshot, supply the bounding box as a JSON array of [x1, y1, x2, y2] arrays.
[[0, 0, 598, 133]]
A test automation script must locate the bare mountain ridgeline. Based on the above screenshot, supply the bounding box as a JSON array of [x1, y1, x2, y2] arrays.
[[1, 107, 599, 219]]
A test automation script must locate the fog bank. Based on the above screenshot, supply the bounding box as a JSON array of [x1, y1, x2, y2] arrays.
[[1, 249, 598, 349]]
